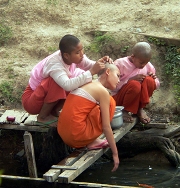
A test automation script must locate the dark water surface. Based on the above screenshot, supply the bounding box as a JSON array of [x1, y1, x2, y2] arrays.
[[1, 158, 180, 188], [75, 160, 180, 188]]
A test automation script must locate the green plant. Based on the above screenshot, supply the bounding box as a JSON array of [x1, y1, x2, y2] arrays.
[[164, 45, 180, 104], [89, 32, 115, 53], [0, 22, 13, 46], [5, 66, 19, 79], [121, 45, 129, 53], [46, 0, 58, 5], [48, 46, 57, 53], [0, 81, 17, 103], [147, 37, 166, 46], [148, 36, 180, 106]]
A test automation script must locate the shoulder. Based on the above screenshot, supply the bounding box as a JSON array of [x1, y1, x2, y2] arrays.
[[146, 62, 155, 69], [95, 83, 110, 100], [84, 81, 109, 101], [114, 57, 129, 68]]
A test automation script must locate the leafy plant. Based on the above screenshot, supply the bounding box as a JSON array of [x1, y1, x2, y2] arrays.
[[148, 36, 180, 105], [0, 22, 13, 46], [147, 37, 166, 46], [164, 45, 180, 104], [5, 66, 19, 79], [89, 31, 115, 53], [121, 45, 129, 53], [0, 81, 17, 103]]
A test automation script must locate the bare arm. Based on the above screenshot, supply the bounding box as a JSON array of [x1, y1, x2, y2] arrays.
[[99, 89, 119, 172]]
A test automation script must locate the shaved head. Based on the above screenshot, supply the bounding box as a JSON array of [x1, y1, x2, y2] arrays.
[[132, 42, 151, 59], [98, 63, 119, 76]]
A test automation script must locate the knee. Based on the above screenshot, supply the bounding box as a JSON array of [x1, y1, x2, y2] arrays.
[[143, 76, 156, 88], [128, 80, 141, 94], [144, 76, 154, 82]]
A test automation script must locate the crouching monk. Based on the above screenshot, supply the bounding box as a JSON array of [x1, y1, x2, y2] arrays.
[[57, 63, 120, 172]]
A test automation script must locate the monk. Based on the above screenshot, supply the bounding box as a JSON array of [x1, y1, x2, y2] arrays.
[[111, 42, 160, 124], [58, 63, 120, 172], [22, 35, 111, 127]]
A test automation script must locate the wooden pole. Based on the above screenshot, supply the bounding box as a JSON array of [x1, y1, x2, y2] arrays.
[[23, 131, 38, 178], [0, 175, 139, 188]]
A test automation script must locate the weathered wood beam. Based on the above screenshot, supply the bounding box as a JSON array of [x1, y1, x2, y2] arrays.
[[23, 131, 38, 178]]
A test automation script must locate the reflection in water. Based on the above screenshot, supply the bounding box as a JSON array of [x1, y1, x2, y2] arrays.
[[1, 156, 180, 188], [75, 160, 180, 188]]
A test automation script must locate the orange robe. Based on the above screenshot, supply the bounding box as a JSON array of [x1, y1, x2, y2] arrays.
[[22, 77, 67, 114], [57, 94, 116, 148], [113, 76, 156, 114]]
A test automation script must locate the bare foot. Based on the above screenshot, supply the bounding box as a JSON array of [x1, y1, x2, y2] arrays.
[[137, 108, 150, 124], [37, 114, 58, 127], [123, 110, 134, 123], [87, 138, 109, 150]]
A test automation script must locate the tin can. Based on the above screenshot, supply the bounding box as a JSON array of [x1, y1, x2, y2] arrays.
[[6, 116, 16, 122]]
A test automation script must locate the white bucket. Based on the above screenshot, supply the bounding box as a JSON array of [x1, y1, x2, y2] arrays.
[[110, 106, 124, 129]]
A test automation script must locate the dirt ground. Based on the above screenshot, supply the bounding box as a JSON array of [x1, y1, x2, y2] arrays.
[[0, 0, 180, 114], [0, 2, 180, 124]]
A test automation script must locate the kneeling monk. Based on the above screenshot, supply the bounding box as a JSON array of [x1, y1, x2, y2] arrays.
[[57, 63, 120, 172]]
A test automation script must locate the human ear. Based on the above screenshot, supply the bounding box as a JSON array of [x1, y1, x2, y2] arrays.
[[105, 68, 110, 76], [63, 53, 69, 60]]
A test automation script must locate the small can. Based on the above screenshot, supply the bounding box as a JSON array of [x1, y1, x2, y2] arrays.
[[6, 116, 16, 122]]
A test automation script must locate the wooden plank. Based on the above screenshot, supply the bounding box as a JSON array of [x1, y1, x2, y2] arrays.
[[51, 165, 77, 170], [43, 169, 61, 182], [0, 124, 49, 132], [0, 110, 49, 132], [145, 123, 169, 129], [71, 181, 139, 188], [43, 150, 86, 182], [24, 114, 38, 125], [23, 131, 38, 178], [0, 175, 139, 187], [57, 150, 86, 166], [113, 117, 137, 142], [58, 149, 104, 183], [58, 118, 137, 183], [0, 110, 28, 123], [43, 166, 80, 184]]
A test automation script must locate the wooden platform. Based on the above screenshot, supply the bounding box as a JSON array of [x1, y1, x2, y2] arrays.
[[43, 119, 137, 183], [0, 109, 49, 132], [0, 109, 137, 184]]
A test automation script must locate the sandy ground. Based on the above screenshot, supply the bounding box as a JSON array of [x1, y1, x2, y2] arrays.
[[0, 0, 180, 112]]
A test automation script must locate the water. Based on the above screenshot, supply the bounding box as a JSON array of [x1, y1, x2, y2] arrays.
[[1, 161, 180, 188], [1, 155, 180, 188], [75, 160, 180, 188]]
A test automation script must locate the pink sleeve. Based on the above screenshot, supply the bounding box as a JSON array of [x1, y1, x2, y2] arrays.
[[69, 64, 85, 77], [77, 54, 95, 70], [146, 62, 160, 89]]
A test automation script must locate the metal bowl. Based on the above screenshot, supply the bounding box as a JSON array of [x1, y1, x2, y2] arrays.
[[110, 106, 124, 130]]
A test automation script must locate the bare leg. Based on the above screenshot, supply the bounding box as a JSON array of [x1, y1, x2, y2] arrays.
[[37, 101, 58, 126], [122, 110, 134, 123], [137, 108, 150, 124], [51, 99, 65, 117]]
